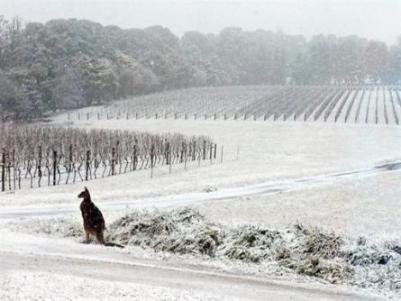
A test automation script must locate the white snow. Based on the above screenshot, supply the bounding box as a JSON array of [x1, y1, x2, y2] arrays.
[[337, 90, 356, 123], [368, 89, 377, 124], [390, 89, 401, 124], [357, 90, 370, 124], [348, 90, 363, 123], [0, 271, 237, 301], [2, 114, 401, 300], [376, 87, 386, 124]]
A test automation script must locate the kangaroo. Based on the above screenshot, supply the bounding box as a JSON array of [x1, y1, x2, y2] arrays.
[[78, 187, 124, 248]]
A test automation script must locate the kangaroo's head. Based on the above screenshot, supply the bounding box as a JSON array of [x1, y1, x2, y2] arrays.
[[78, 187, 90, 200]]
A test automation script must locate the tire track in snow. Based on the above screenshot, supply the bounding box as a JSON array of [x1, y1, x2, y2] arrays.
[[1, 160, 401, 219], [0, 250, 382, 301]]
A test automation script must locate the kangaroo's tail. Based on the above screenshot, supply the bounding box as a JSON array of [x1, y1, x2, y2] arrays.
[[104, 242, 125, 248]]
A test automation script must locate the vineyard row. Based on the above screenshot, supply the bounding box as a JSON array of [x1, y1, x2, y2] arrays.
[[64, 85, 401, 125], [0, 126, 217, 192]]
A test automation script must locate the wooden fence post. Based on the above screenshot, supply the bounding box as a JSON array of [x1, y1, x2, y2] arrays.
[[38, 145, 42, 187], [1, 150, 5, 192], [184, 143, 188, 170], [116, 140, 120, 174], [133, 143, 138, 171], [165, 141, 170, 165], [7, 150, 11, 191], [180, 141, 185, 163], [12, 149, 16, 191], [151, 144, 155, 167], [203, 140, 206, 160], [220, 145, 224, 164], [85, 150, 91, 181], [192, 141, 196, 161], [150, 144, 155, 178], [53, 150, 57, 186], [69, 144, 73, 173], [111, 147, 116, 176]]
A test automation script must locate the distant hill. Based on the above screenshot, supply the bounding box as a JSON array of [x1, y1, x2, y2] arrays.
[[0, 16, 400, 120]]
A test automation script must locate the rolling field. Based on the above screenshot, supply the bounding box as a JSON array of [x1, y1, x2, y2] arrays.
[[63, 85, 401, 125], [4, 87, 401, 300]]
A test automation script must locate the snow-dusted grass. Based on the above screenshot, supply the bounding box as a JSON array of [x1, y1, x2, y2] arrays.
[[7, 207, 401, 297]]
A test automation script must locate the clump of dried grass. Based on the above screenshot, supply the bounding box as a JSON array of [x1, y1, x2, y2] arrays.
[[21, 207, 401, 293]]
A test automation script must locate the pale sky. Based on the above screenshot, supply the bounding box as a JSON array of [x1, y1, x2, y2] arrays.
[[1, 0, 400, 44]]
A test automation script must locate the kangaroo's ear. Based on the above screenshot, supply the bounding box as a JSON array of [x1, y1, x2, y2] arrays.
[[84, 186, 88, 192]]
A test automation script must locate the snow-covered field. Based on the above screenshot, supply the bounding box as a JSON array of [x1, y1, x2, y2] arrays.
[[61, 86, 401, 125], [2, 115, 401, 300]]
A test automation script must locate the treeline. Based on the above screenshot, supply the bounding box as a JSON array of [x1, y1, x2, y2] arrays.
[[0, 16, 401, 120]]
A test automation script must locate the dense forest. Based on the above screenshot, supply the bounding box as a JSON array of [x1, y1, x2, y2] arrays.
[[0, 16, 401, 120]]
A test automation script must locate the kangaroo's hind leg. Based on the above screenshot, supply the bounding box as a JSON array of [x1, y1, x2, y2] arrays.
[[82, 229, 91, 244], [96, 230, 105, 245]]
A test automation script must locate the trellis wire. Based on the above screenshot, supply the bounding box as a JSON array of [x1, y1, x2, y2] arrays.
[[0, 125, 217, 192]]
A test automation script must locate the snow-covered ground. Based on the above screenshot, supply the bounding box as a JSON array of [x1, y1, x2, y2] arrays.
[[52, 118, 401, 188], [1, 237, 379, 301], [2, 117, 401, 300]]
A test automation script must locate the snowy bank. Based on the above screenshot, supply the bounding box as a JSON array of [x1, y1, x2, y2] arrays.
[[7, 208, 401, 298]]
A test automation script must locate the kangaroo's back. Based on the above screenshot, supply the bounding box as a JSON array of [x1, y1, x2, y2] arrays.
[[78, 187, 105, 241], [78, 187, 124, 248]]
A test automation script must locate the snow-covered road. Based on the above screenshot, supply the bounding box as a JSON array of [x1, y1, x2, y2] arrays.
[[0, 231, 383, 301]]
